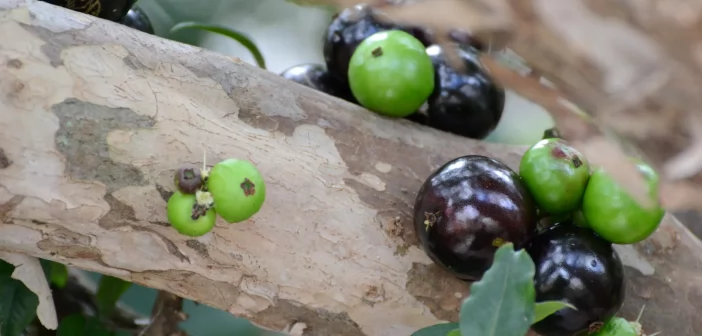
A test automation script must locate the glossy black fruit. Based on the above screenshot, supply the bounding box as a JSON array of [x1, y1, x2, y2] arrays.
[[526, 224, 625, 336], [413, 155, 537, 281], [542, 127, 562, 139], [448, 30, 487, 52], [280, 64, 355, 102], [323, 4, 430, 84], [425, 45, 506, 139], [40, 0, 136, 22], [120, 6, 154, 34]]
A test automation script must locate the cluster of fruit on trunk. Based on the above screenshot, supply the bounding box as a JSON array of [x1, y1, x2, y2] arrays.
[[280, 4, 504, 140], [413, 135, 663, 335]]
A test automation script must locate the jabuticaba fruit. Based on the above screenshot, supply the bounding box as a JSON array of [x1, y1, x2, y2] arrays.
[[424, 45, 506, 139], [40, 0, 136, 22], [323, 4, 430, 84], [413, 155, 537, 281], [526, 224, 626, 336]]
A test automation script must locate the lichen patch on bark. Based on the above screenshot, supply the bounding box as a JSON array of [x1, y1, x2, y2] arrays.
[[6, 59, 22, 69], [99, 194, 138, 229], [252, 299, 365, 336], [52, 99, 156, 192], [0, 195, 24, 222], [186, 239, 209, 258], [155, 184, 174, 203], [405, 263, 470, 321], [37, 229, 102, 262], [0, 148, 12, 169]]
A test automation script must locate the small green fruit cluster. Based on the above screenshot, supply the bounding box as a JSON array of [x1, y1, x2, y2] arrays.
[[166, 158, 266, 237], [519, 135, 665, 245]]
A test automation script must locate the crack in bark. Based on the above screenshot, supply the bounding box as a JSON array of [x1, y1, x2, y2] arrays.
[[132, 226, 190, 263]]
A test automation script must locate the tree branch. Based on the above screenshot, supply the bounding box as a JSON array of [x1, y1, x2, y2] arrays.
[[1, 1, 701, 335]]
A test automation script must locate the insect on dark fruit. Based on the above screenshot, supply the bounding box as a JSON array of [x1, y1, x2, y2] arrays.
[[413, 155, 537, 281]]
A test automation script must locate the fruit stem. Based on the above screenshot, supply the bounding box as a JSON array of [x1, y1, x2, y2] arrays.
[[636, 304, 646, 323], [200, 148, 211, 182]]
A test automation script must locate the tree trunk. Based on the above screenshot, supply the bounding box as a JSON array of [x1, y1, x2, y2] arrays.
[[1, 1, 701, 335]]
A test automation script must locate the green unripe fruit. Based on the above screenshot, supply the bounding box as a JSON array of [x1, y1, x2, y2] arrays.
[[207, 158, 266, 223], [582, 159, 665, 245], [519, 138, 590, 215], [166, 191, 217, 237], [591, 317, 640, 336], [347, 30, 435, 118]]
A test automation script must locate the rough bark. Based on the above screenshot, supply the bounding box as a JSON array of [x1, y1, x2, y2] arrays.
[[1, 1, 702, 336]]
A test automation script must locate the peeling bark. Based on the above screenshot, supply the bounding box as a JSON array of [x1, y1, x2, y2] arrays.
[[1, 1, 702, 335]]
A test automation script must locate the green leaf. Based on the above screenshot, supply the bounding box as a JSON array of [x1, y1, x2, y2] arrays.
[[458, 243, 536, 336], [411, 323, 459, 336], [49, 261, 69, 289], [446, 330, 460, 336], [0, 259, 39, 336], [533, 301, 577, 324], [57, 314, 112, 336], [170, 22, 266, 69], [284, 0, 339, 11], [95, 275, 132, 317]]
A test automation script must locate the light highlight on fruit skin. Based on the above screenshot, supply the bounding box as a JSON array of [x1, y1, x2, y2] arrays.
[[167, 191, 217, 237], [582, 161, 665, 245], [207, 158, 266, 223], [347, 30, 435, 118]]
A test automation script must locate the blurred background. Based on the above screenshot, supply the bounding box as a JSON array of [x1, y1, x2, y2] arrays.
[[30, 0, 556, 335]]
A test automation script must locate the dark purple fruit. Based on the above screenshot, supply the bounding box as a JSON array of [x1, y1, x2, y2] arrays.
[[542, 127, 562, 139], [280, 63, 355, 102], [40, 0, 136, 22], [448, 30, 486, 52], [526, 224, 625, 336], [120, 6, 154, 35], [425, 45, 505, 139], [323, 4, 430, 84], [413, 155, 537, 281]]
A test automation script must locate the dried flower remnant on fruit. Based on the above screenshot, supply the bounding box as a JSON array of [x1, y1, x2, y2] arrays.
[[492, 237, 506, 247], [174, 165, 203, 194], [240, 178, 256, 197], [191, 203, 210, 220], [589, 321, 605, 333], [572, 156, 583, 168], [372, 47, 383, 57]]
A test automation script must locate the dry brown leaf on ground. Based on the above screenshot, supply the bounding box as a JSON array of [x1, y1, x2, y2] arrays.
[[0, 252, 58, 330]]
